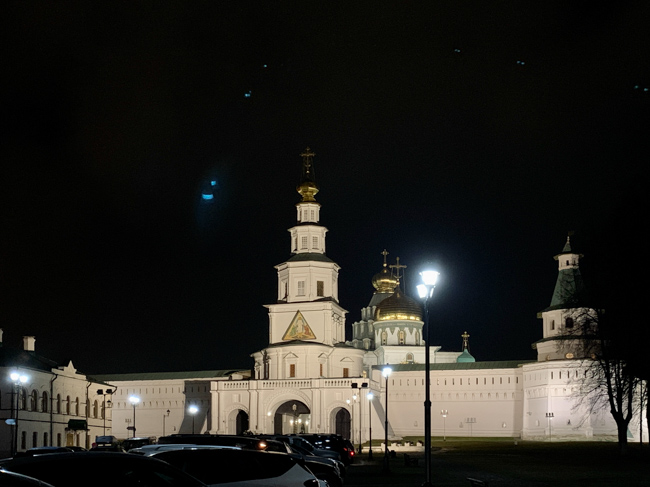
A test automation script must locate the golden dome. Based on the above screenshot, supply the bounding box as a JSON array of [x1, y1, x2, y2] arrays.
[[374, 286, 422, 322], [372, 266, 398, 293]]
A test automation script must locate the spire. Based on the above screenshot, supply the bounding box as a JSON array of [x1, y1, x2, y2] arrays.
[[457, 331, 476, 363], [297, 147, 319, 202], [546, 234, 587, 310], [461, 331, 470, 351], [372, 250, 398, 293]]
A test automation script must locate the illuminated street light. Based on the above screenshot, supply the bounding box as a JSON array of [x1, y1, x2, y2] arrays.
[[188, 405, 199, 434], [129, 395, 140, 438], [417, 269, 440, 487], [9, 371, 29, 456], [382, 366, 392, 473], [440, 409, 448, 441]]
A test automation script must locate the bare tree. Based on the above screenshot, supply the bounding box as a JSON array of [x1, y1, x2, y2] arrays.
[[562, 306, 640, 455]]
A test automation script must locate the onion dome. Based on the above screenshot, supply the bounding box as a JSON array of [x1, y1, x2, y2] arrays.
[[374, 286, 422, 322], [372, 266, 398, 293]]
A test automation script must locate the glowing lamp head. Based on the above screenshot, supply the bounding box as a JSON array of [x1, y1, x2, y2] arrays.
[[367, 392, 374, 400], [188, 405, 199, 415], [129, 396, 140, 406], [382, 366, 392, 378]]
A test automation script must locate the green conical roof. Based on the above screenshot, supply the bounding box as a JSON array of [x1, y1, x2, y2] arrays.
[[543, 237, 587, 311], [457, 349, 476, 363]]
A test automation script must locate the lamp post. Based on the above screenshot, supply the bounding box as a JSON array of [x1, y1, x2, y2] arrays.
[[367, 392, 374, 460], [440, 410, 448, 441], [188, 405, 199, 434], [546, 412, 554, 441], [346, 399, 352, 444], [9, 371, 29, 456], [129, 396, 140, 438], [417, 269, 440, 487], [163, 409, 170, 436], [97, 389, 113, 436], [382, 366, 392, 473]]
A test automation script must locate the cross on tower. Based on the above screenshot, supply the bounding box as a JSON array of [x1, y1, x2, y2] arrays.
[[390, 257, 407, 282]]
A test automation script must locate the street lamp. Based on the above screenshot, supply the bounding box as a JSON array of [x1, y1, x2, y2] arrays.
[[417, 269, 440, 487], [9, 371, 29, 456], [129, 396, 140, 438], [188, 405, 199, 434], [97, 389, 113, 436], [440, 410, 448, 441], [163, 409, 170, 436], [346, 399, 352, 444], [546, 412, 554, 441], [382, 366, 392, 473], [367, 392, 374, 460]]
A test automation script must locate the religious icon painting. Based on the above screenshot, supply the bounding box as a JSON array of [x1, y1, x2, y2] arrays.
[[283, 311, 317, 341]]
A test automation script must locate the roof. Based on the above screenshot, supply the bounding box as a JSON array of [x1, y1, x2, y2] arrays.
[[90, 369, 249, 382], [0, 347, 60, 372], [376, 360, 534, 372], [285, 253, 334, 263], [265, 339, 355, 349]]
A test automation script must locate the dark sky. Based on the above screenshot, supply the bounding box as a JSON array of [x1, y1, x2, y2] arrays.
[[3, 2, 648, 374]]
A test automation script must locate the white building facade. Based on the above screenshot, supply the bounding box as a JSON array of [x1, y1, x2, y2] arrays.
[[0, 334, 114, 457], [95, 151, 643, 444]]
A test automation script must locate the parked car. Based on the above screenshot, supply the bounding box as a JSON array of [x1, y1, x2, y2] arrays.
[[0, 451, 206, 487], [122, 436, 156, 451], [0, 469, 56, 487], [158, 434, 269, 451], [149, 448, 322, 486], [15, 447, 76, 457], [130, 444, 239, 455], [256, 434, 345, 485], [297, 434, 355, 465]]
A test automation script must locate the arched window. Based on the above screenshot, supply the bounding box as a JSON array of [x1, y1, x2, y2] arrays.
[[565, 317, 574, 329], [75, 397, 80, 416], [398, 330, 405, 345], [42, 391, 49, 413], [56, 394, 61, 414], [93, 400, 99, 418], [30, 390, 38, 411], [381, 331, 388, 346], [66, 396, 71, 415]]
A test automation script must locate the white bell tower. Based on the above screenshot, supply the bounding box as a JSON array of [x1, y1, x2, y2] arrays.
[[265, 148, 347, 347]]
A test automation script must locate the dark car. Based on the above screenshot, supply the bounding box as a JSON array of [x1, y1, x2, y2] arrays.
[[15, 447, 75, 457], [158, 434, 269, 451], [297, 434, 355, 465], [0, 451, 205, 487], [0, 469, 56, 487], [150, 448, 321, 486]]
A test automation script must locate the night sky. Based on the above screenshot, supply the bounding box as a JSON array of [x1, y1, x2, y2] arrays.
[[3, 2, 649, 374]]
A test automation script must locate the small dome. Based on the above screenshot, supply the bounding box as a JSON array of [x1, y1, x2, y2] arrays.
[[457, 349, 475, 363], [372, 266, 398, 293], [374, 286, 422, 322]]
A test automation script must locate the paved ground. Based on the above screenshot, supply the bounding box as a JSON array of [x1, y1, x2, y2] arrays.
[[343, 443, 650, 487]]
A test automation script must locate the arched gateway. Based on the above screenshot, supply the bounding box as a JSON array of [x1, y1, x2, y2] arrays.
[[273, 401, 311, 435]]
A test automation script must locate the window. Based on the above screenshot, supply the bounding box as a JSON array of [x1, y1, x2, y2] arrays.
[[32, 432, 38, 448], [44, 432, 49, 447], [565, 317, 574, 329], [75, 397, 80, 416], [312, 236, 318, 248], [66, 396, 71, 415], [550, 320, 555, 330], [381, 331, 387, 346], [20, 389, 27, 410], [30, 390, 38, 411], [320, 364, 324, 376], [343, 368, 349, 378], [21, 431, 26, 450], [289, 364, 296, 378], [297, 281, 305, 296], [317, 281, 324, 297], [301, 236, 308, 249], [57, 433, 62, 447], [56, 394, 61, 414], [398, 330, 405, 345], [42, 391, 48, 413], [93, 400, 99, 418]]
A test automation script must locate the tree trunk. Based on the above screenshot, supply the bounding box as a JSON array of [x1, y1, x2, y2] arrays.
[[617, 420, 628, 455]]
